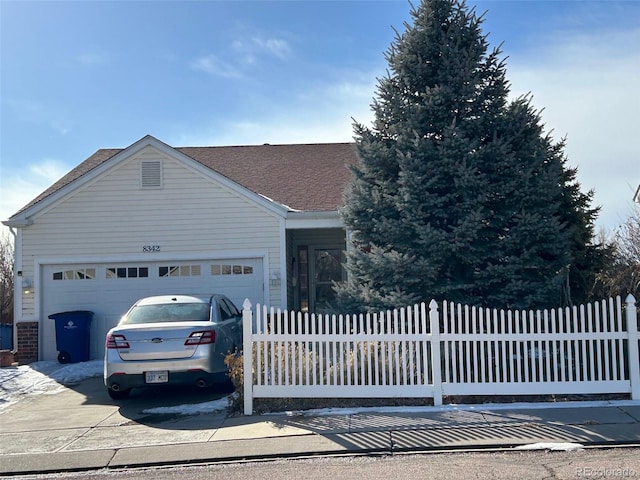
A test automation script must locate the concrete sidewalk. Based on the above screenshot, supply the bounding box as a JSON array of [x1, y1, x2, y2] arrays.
[[1, 377, 640, 476]]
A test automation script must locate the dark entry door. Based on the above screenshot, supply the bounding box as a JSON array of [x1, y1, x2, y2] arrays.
[[311, 247, 344, 313]]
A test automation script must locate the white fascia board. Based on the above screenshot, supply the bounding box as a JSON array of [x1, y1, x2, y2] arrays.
[[285, 211, 344, 229], [634, 184, 640, 203], [2, 218, 33, 228]]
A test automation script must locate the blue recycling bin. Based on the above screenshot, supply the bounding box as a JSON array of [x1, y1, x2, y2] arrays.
[[48, 311, 93, 364]]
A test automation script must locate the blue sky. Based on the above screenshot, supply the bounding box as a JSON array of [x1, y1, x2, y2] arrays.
[[1, 0, 639, 236]]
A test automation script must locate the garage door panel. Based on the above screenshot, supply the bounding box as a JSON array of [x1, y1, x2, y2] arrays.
[[42, 258, 264, 361]]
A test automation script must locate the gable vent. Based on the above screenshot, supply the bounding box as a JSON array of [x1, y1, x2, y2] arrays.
[[140, 160, 162, 188]]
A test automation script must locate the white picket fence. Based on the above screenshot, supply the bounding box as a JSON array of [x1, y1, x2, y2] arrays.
[[241, 295, 639, 415]]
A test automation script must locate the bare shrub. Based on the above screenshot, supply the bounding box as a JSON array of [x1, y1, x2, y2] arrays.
[[224, 340, 434, 415], [593, 206, 640, 301], [0, 235, 14, 325]]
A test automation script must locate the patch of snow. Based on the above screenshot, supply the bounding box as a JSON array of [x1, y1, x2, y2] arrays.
[[515, 442, 584, 452], [0, 360, 103, 412], [142, 395, 233, 415], [277, 398, 640, 418]]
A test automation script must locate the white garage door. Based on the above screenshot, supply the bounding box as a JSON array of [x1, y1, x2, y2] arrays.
[[41, 258, 264, 361]]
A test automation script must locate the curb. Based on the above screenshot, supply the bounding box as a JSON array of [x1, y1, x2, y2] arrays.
[[3, 432, 640, 476]]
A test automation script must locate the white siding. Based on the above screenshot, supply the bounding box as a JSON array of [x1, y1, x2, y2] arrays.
[[18, 146, 285, 322]]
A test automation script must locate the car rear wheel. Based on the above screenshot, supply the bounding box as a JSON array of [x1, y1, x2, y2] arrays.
[[107, 387, 131, 400]]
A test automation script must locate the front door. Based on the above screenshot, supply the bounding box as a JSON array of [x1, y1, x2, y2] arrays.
[[288, 227, 347, 313], [310, 247, 344, 313]]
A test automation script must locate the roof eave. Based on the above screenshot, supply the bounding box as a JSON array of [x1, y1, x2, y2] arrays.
[[2, 217, 33, 228], [285, 210, 344, 229]]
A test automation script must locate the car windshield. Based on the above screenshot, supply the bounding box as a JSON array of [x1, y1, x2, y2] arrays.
[[122, 303, 211, 324]]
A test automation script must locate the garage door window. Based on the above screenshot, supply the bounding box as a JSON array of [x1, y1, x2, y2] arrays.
[[106, 267, 149, 279], [211, 263, 254, 275], [159, 265, 202, 277], [52, 268, 96, 280]]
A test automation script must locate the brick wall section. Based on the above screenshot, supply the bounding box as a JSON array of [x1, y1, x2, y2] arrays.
[[16, 322, 38, 364]]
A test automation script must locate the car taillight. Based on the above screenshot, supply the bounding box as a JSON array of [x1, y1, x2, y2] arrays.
[[107, 334, 130, 349], [185, 330, 216, 346]]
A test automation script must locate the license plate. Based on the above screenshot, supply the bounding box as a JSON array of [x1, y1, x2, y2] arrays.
[[145, 371, 169, 384]]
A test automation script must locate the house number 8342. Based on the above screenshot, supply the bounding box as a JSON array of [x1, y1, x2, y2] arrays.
[[143, 245, 161, 252]]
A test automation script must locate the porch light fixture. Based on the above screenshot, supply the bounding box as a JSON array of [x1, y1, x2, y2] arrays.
[[269, 271, 281, 287], [22, 278, 33, 294]]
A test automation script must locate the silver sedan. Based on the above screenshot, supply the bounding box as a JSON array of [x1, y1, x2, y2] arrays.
[[104, 294, 242, 399]]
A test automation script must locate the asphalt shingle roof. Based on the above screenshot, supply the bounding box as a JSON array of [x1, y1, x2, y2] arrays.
[[15, 142, 359, 216], [178, 143, 357, 211]]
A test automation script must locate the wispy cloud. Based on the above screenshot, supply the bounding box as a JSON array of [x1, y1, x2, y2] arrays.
[[191, 33, 292, 77], [8, 99, 71, 136], [190, 54, 244, 79], [0, 159, 68, 227], [29, 160, 68, 182], [233, 37, 292, 62]]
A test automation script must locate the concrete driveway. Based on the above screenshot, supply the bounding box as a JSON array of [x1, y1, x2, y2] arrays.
[[2, 376, 640, 476]]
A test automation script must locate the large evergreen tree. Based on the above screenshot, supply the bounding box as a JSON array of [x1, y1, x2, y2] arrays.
[[337, 0, 602, 312]]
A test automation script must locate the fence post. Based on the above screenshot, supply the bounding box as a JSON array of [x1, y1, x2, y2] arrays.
[[429, 300, 443, 406], [242, 299, 254, 415], [625, 294, 639, 400]]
